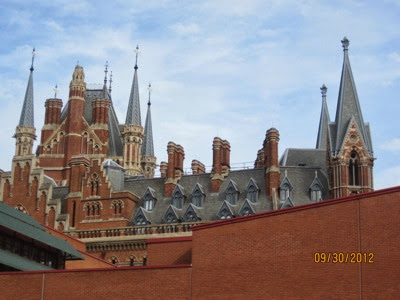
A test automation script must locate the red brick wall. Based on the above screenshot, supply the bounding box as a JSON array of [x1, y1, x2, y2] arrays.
[[191, 187, 400, 299], [0, 266, 191, 300], [147, 237, 192, 266]]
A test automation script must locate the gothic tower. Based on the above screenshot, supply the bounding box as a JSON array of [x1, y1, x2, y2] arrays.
[[141, 83, 157, 178], [14, 48, 36, 157], [122, 46, 144, 176], [318, 37, 374, 198]]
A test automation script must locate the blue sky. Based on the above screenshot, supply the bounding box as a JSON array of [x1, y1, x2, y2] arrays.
[[0, 0, 399, 189]]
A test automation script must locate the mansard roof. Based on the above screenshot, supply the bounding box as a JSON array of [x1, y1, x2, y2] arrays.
[[280, 148, 327, 170], [125, 168, 271, 225], [280, 167, 329, 206]]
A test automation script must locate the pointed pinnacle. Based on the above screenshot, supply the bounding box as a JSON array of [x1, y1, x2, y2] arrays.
[[147, 83, 152, 105], [341, 37, 349, 51], [134, 45, 139, 70], [30, 48, 35, 72], [109, 71, 113, 94], [104, 61, 109, 85]]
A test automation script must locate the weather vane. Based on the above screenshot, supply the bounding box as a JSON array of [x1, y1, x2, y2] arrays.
[[134, 45, 140, 69], [147, 83, 152, 105], [30, 48, 35, 72]]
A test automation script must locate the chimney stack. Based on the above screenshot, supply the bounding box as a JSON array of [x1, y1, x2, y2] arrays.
[[164, 142, 185, 196], [160, 161, 168, 178], [211, 137, 230, 193], [264, 128, 280, 199], [191, 159, 205, 174]]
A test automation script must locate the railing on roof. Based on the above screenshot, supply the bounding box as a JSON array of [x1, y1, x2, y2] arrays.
[[69, 222, 203, 239], [152, 161, 255, 177]]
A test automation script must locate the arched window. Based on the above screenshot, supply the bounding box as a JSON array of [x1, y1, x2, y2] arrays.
[[111, 200, 124, 217], [349, 151, 360, 186]]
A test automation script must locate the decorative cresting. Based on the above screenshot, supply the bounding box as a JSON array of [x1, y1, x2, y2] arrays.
[[123, 46, 144, 176], [14, 48, 36, 156], [328, 37, 374, 198]]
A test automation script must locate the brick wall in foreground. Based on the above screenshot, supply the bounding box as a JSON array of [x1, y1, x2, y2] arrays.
[[0, 265, 191, 300], [191, 186, 400, 299]]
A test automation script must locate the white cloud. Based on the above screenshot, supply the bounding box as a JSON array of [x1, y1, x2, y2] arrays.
[[381, 138, 400, 153], [170, 23, 201, 36]]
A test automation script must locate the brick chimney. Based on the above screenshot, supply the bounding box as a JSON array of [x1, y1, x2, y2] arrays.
[[211, 137, 230, 193], [254, 148, 265, 168], [91, 98, 110, 145], [264, 128, 280, 199], [164, 142, 185, 196], [191, 160, 205, 174], [40, 98, 63, 150], [160, 161, 168, 178]]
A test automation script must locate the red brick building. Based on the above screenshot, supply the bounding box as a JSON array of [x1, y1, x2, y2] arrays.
[[0, 37, 375, 266]]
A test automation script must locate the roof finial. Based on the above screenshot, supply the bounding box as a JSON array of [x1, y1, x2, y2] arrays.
[[147, 83, 152, 106], [341, 36, 349, 51], [315, 170, 318, 178], [109, 71, 113, 94], [134, 45, 139, 70], [53, 84, 58, 98], [76, 60, 79, 66], [320, 84, 327, 98], [30, 48, 35, 72], [104, 61, 108, 85]]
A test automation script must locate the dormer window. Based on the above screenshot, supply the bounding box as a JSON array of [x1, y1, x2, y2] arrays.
[[309, 171, 323, 202], [225, 180, 239, 205], [171, 185, 185, 209], [279, 171, 293, 203], [142, 188, 156, 211], [246, 178, 259, 203], [191, 183, 205, 207]]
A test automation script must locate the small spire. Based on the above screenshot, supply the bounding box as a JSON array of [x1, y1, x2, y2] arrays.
[[341, 36, 349, 51], [320, 84, 327, 98], [125, 44, 142, 125], [109, 71, 113, 94], [53, 84, 58, 98], [134, 45, 139, 70], [30, 48, 35, 72], [147, 83, 152, 106], [19, 49, 35, 127], [104, 61, 108, 85]]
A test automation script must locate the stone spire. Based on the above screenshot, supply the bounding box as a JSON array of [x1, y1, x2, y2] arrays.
[[316, 84, 331, 149], [141, 83, 157, 178], [334, 37, 372, 154], [142, 83, 154, 157], [125, 45, 141, 125], [14, 48, 37, 156], [19, 48, 35, 128]]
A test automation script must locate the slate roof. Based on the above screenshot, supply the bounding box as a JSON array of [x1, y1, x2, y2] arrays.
[[333, 37, 372, 155], [280, 148, 327, 170], [19, 65, 34, 127], [127, 168, 272, 225]]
